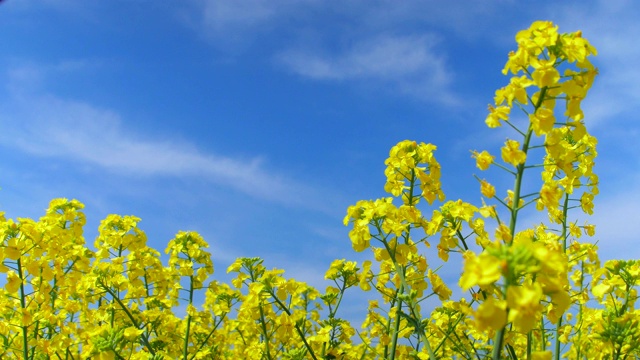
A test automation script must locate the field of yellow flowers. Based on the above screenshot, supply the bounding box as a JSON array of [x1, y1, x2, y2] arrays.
[[1, 21, 638, 359]]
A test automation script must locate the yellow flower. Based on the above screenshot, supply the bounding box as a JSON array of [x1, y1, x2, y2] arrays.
[[20, 308, 32, 326], [560, 30, 598, 63], [5, 237, 22, 260], [495, 223, 512, 243], [6, 270, 22, 293], [495, 76, 531, 106], [507, 282, 544, 332], [96, 351, 116, 360], [569, 221, 582, 238], [444, 199, 477, 222], [427, 269, 452, 301], [517, 21, 559, 52], [480, 180, 496, 198], [502, 49, 528, 75], [531, 56, 560, 88], [475, 297, 507, 331], [123, 326, 144, 340], [501, 139, 526, 166], [359, 260, 373, 291], [459, 250, 502, 290], [546, 289, 571, 324], [473, 150, 494, 170], [531, 350, 552, 360], [583, 223, 596, 236], [307, 325, 332, 344], [536, 180, 563, 211], [529, 107, 555, 136], [580, 192, 594, 214], [485, 105, 510, 127], [591, 282, 610, 299]]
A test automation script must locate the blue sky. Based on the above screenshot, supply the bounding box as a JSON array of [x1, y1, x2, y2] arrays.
[[1, 0, 640, 317]]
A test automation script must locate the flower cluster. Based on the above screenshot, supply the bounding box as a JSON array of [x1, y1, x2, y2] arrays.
[[1, 21, 637, 360]]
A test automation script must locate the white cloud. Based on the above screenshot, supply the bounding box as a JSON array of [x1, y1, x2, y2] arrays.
[[191, 0, 506, 44], [279, 35, 441, 80], [4, 95, 316, 207], [187, 1, 479, 104], [200, 0, 281, 30], [0, 65, 330, 211], [187, 0, 318, 47], [278, 34, 458, 104]]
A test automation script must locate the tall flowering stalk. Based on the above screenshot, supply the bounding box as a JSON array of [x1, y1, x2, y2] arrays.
[[343, 21, 607, 359], [470, 21, 599, 360]]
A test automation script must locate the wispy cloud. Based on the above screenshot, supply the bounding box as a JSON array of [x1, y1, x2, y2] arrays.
[[187, 0, 318, 47], [277, 35, 441, 81], [0, 64, 331, 211], [190, 0, 505, 45], [199, 0, 292, 30], [277, 34, 458, 104], [187, 1, 463, 104]]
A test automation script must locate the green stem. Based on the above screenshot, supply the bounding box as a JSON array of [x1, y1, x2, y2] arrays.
[[188, 316, 227, 360], [17, 258, 29, 360], [576, 261, 584, 359], [492, 86, 549, 360], [433, 305, 473, 356], [183, 274, 194, 360], [381, 237, 437, 360], [268, 290, 318, 360], [541, 317, 547, 352], [555, 194, 570, 360], [257, 301, 273, 360], [382, 291, 399, 359], [389, 284, 404, 360], [100, 282, 156, 357], [491, 291, 508, 360]]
